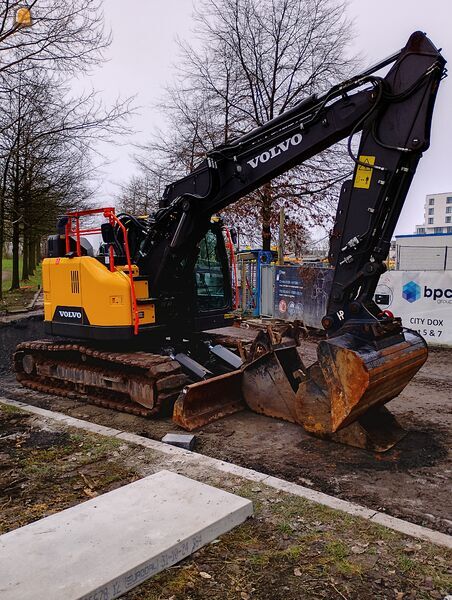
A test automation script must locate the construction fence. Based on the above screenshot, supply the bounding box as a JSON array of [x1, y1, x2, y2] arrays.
[[396, 245, 452, 271], [256, 265, 452, 347]]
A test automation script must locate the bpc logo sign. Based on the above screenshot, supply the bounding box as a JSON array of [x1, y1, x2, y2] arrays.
[[402, 280, 421, 303], [402, 279, 452, 304]]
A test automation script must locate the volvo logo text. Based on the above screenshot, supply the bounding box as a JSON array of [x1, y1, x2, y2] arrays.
[[58, 310, 82, 319], [246, 133, 303, 169]]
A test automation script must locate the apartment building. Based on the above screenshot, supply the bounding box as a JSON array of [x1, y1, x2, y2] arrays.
[[415, 192, 452, 234]]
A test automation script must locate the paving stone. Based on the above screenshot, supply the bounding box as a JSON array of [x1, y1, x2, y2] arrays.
[[116, 431, 189, 455], [0, 470, 253, 600], [162, 432, 196, 450]]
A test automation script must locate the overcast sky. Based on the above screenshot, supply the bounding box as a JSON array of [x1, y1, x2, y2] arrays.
[[84, 0, 452, 237]]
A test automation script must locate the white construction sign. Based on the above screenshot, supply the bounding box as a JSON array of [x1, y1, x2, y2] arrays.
[[375, 270, 452, 347]]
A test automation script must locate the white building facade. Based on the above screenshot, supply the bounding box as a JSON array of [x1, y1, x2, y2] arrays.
[[415, 192, 452, 234]]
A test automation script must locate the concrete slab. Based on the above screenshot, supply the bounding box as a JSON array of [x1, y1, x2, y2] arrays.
[[0, 470, 253, 600]]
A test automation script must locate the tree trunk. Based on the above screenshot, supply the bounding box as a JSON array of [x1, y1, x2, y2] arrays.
[[0, 157, 12, 301], [0, 192, 4, 301], [23, 181, 33, 278], [28, 235, 36, 275], [22, 228, 29, 281], [261, 184, 273, 251], [36, 238, 41, 264], [10, 219, 20, 290]]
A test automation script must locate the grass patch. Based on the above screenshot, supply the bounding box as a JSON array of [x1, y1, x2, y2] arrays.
[[325, 539, 348, 560], [268, 492, 348, 525], [0, 409, 137, 535], [398, 554, 416, 573], [152, 565, 199, 596], [284, 545, 303, 560], [0, 403, 24, 415], [277, 521, 294, 535], [1, 258, 42, 311]]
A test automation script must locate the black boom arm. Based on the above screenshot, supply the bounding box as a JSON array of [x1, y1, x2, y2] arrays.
[[136, 31, 445, 334]]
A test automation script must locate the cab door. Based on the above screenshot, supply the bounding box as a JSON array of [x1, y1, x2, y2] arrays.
[[193, 223, 232, 331]]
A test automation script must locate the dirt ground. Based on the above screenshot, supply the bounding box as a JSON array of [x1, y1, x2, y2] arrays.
[[1, 339, 451, 536], [1, 404, 451, 600], [0, 404, 138, 535]]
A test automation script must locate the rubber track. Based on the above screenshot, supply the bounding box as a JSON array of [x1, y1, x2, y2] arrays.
[[14, 340, 190, 417]]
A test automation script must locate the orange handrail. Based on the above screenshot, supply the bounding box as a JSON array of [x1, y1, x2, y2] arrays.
[[63, 206, 140, 336], [224, 227, 239, 310]]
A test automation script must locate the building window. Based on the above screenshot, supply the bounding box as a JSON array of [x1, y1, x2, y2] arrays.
[[433, 227, 443, 233], [446, 206, 452, 214], [428, 198, 435, 205], [447, 197, 452, 204], [447, 216, 451, 223], [428, 217, 434, 224], [417, 227, 425, 234], [447, 227, 452, 233]]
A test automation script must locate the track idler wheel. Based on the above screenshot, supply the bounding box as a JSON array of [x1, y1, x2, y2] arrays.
[[21, 353, 36, 375]]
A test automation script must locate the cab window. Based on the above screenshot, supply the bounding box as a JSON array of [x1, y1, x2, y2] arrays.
[[195, 230, 227, 311]]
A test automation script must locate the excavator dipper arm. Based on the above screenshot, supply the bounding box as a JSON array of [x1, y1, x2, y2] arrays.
[[326, 31, 445, 329]]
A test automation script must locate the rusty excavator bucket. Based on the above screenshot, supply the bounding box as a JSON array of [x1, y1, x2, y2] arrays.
[[173, 325, 428, 452]]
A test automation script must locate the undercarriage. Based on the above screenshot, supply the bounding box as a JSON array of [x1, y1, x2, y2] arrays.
[[14, 321, 427, 452]]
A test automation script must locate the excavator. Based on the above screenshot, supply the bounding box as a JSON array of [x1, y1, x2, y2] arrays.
[[15, 32, 446, 451]]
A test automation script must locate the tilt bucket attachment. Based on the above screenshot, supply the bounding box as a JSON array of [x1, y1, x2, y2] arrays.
[[173, 369, 245, 431], [172, 325, 300, 430]]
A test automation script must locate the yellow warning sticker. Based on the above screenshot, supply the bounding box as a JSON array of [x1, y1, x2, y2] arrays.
[[354, 155, 376, 189]]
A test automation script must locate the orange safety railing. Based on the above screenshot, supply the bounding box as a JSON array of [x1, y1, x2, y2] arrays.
[[63, 207, 140, 335], [224, 227, 239, 310]]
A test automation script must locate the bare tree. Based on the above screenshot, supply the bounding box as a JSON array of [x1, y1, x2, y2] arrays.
[[117, 172, 162, 216], [132, 0, 355, 249], [0, 0, 109, 77], [0, 0, 112, 140], [0, 1, 132, 299], [0, 67, 130, 296]]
